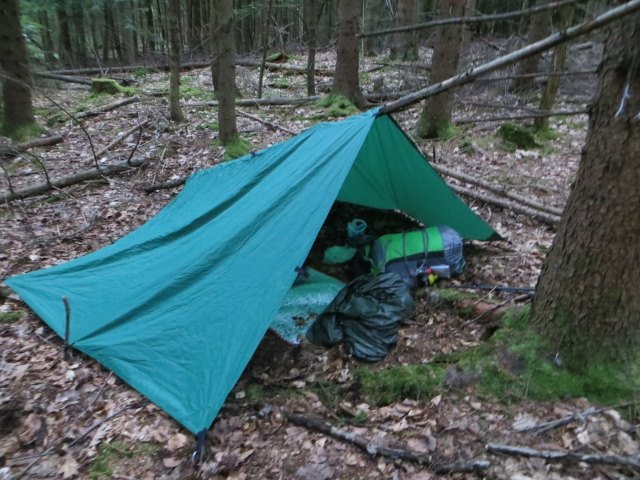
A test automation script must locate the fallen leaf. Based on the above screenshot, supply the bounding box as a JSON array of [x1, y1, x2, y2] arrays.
[[162, 457, 182, 468], [18, 413, 42, 445], [167, 433, 189, 451], [60, 455, 80, 479]]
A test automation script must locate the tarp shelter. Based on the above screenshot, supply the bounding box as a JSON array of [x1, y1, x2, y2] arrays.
[[7, 108, 499, 435]]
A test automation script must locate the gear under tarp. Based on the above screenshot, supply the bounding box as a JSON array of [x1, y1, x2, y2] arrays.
[[6, 109, 498, 434]]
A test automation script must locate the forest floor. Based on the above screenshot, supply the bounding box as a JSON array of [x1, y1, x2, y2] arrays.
[[2, 40, 638, 480]]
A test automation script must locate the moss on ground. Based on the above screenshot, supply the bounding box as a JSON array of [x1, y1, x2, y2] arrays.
[[314, 95, 359, 119], [217, 135, 252, 160], [355, 306, 640, 407], [0, 312, 22, 324], [498, 123, 540, 150], [90, 78, 136, 96], [90, 441, 159, 479], [2, 122, 45, 142]]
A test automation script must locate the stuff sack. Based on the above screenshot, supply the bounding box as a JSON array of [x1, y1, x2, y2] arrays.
[[306, 273, 414, 362], [370, 225, 465, 288]]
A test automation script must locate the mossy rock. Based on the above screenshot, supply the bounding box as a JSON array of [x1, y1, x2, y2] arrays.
[[266, 52, 288, 63], [313, 95, 359, 119], [498, 123, 539, 150], [91, 78, 133, 95]]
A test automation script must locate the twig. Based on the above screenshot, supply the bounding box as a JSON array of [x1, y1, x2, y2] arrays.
[[521, 403, 634, 436], [285, 411, 490, 473], [139, 177, 187, 193], [487, 442, 640, 471]]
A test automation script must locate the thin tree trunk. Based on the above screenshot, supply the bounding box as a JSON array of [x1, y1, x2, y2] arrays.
[[534, 4, 576, 130], [209, 0, 220, 91], [145, 0, 156, 54], [258, 0, 274, 98], [168, 0, 185, 122], [532, 11, 640, 368], [213, 0, 238, 143], [304, 0, 318, 95], [391, 0, 419, 60], [332, 0, 365, 108], [71, 0, 87, 64], [416, 0, 464, 138], [0, 0, 36, 132], [57, 0, 73, 67], [363, 0, 385, 56], [39, 10, 56, 67]]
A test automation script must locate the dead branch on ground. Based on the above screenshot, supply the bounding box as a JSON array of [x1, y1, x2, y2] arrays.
[[285, 412, 490, 473], [237, 109, 296, 135], [486, 443, 640, 471], [76, 96, 140, 119], [33, 72, 93, 86], [0, 136, 64, 157], [453, 109, 589, 124]]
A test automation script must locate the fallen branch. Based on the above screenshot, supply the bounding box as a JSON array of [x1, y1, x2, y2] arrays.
[[450, 184, 561, 225], [285, 412, 490, 473], [454, 109, 588, 124], [186, 96, 322, 108], [1, 120, 150, 203], [237, 59, 333, 76], [360, 0, 577, 38], [476, 69, 598, 82], [76, 96, 140, 119], [486, 443, 640, 471], [380, 0, 640, 114], [0, 136, 64, 157], [139, 177, 186, 193], [432, 164, 564, 216], [519, 404, 633, 436], [236, 109, 296, 135], [33, 71, 93, 86]]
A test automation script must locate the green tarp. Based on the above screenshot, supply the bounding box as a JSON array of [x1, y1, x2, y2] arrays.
[[7, 109, 498, 434]]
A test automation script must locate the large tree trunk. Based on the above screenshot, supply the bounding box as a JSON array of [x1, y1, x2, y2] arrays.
[[39, 9, 56, 67], [416, 0, 464, 138], [532, 11, 640, 368], [511, 0, 551, 91], [363, 0, 385, 57], [56, 0, 73, 67], [168, 0, 185, 122], [390, 0, 419, 60], [534, 4, 575, 131], [332, 0, 365, 108], [145, 0, 156, 54], [71, 0, 87, 65], [0, 0, 36, 133], [213, 0, 238, 143]]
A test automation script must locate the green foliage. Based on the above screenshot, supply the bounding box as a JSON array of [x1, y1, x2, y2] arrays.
[[196, 122, 219, 131], [498, 123, 540, 150], [356, 364, 445, 405], [133, 68, 151, 79], [90, 79, 136, 96], [535, 127, 559, 141], [2, 122, 45, 142], [0, 312, 22, 324], [312, 381, 344, 409], [458, 138, 473, 155], [313, 95, 359, 119], [246, 384, 264, 402], [269, 78, 290, 89], [181, 85, 215, 100]]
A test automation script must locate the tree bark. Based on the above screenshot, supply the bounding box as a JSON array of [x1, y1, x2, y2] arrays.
[[168, 0, 185, 122], [0, 0, 36, 132], [416, 0, 464, 138], [532, 10, 640, 368], [390, 0, 419, 60], [209, 0, 220, 91], [534, 4, 576, 130], [304, 0, 318, 95], [56, 0, 74, 67], [39, 10, 56, 67], [363, 0, 386, 56], [213, 0, 238, 143], [512, 0, 552, 91], [71, 0, 87, 65], [332, 0, 365, 108]]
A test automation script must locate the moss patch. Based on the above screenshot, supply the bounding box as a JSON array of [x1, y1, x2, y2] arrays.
[[0, 312, 22, 324], [181, 85, 215, 100], [314, 95, 359, 119], [91, 78, 135, 96], [356, 364, 446, 405], [219, 136, 252, 160], [498, 123, 540, 150], [90, 440, 158, 479], [2, 123, 45, 142]]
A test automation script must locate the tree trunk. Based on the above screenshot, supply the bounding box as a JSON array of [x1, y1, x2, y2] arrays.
[[532, 11, 640, 368], [57, 0, 73, 67], [0, 0, 36, 133], [145, 0, 156, 54], [363, 0, 385, 57], [213, 0, 238, 143], [39, 9, 56, 67], [416, 0, 464, 138], [390, 0, 419, 60], [304, 0, 318, 95], [258, 0, 274, 98], [332, 0, 365, 108], [71, 0, 87, 64], [168, 0, 185, 122], [511, 0, 551, 91], [534, 4, 575, 131], [209, 0, 220, 91]]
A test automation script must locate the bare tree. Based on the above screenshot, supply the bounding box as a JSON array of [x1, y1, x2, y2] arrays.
[[532, 11, 640, 368], [512, 0, 551, 91], [212, 0, 238, 143], [0, 0, 36, 134], [390, 0, 419, 60]]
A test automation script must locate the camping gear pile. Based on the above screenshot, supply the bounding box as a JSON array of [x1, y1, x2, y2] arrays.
[[6, 108, 498, 436]]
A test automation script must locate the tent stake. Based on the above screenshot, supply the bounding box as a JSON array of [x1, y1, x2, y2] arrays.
[[63, 296, 72, 360], [191, 430, 208, 464]]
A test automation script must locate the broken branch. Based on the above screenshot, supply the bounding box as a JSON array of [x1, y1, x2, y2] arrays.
[[236, 109, 296, 135], [454, 109, 588, 124], [76, 96, 140, 119], [285, 412, 490, 473], [487, 443, 640, 471]]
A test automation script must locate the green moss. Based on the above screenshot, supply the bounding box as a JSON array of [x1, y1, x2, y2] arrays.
[[196, 122, 219, 131], [181, 86, 215, 100], [246, 384, 264, 402], [266, 52, 288, 63], [91, 78, 135, 96], [90, 440, 158, 479], [356, 364, 445, 405], [133, 68, 151, 79], [498, 123, 540, 150], [217, 136, 252, 160], [312, 381, 344, 409], [0, 312, 22, 324], [314, 95, 359, 118], [535, 127, 559, 141], [270, 78, 290, 89], [3, 122, 45, 142]]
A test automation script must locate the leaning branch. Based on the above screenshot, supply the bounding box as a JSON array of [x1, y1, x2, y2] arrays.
[[76, 96, 140, 119], [380, 0, 640, 114], [453, 109, 588, 124], [487, 443, 640, 471], [286, 412, 490, 474], [360, 0, 577, 38], [33, 72, 93, 86]]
